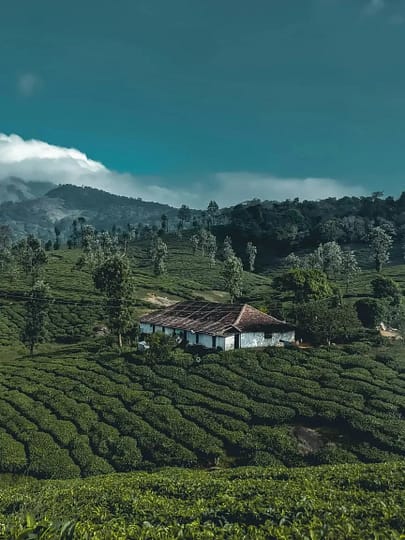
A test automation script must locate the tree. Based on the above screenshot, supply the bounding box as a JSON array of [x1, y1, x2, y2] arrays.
[[355, 298, 390, 328], [178, 205, 191, 227], [341, 249, 361, 293], [371, 275, 401, 305], [93, 254, 135, 348], [321, 242, 343, 279], [369, 226, 393, 272], [222, 255, 243, 303], [223, 235, 235, 260], [246, 242, 258, 272], [145, 332, 176, 363], [21, 280, 52, 356], [15, 235, 48, 285], [54, 226, 62, 250], [199, 229, 208, 256], [0, 225, 12, 250], [284, 252, 302, 270], [160, 214, 168, 233], [274, 269, 334, 304], [207, 200, 219, 228], [206, 232, 217, 266], [150, 236, 168, 276], [190, 234, 200, 255], [296, 301, 360, 346]]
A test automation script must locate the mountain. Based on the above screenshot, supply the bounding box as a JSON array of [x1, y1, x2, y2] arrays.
[[0, 184, 183, 239], [0, 177, 55, 203]]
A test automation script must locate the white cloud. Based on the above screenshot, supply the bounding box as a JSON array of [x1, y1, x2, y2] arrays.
[[210, 172, 366, 207], [0, 133, 366, 208], [364, 0, 385, 16], [17, 73, 42, 97]]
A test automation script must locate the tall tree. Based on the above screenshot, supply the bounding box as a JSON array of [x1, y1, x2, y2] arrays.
[[21, 280, 52, 356], [15, 235, 48, 285], [93, 254, 135, 348], [198, 228, 209, 256], [246, 242, 258, 272], [369, 226, 393, 272], [190, 234, 200, 255], [206, 232, 217, 266], [178, 205, 191, 227], [222, 255, 243, 303], [321, 241, 343, 279], [341, 249, 361, 293], [160, 214, 168, 233], [54, 226, 61, 250], [223, 235, 235, 260], [150, 236, 168, 275], [207, 200, 219, 228]]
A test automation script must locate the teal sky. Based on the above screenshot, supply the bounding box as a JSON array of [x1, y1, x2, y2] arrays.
[[0, 0, 405, 205]]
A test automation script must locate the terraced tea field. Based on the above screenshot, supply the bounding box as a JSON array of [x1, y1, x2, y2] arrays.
[[1, 461, 404, 539], [0, 341, 403, 478]]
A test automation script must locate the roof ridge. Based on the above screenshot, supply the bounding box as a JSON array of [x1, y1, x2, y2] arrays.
[[234, 303, 247, 326]]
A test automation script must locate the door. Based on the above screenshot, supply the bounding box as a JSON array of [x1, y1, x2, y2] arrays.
[[234, 334, 240, 349]]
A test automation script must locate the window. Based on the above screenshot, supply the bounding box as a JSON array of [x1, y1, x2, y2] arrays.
[[212, 336, 217, 348], [264, 332, 273, 339], [152, 325, 155, 333], [196, 333, 199, 344]]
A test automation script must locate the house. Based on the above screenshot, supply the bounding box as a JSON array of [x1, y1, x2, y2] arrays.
[[139, 301, 295, 351]]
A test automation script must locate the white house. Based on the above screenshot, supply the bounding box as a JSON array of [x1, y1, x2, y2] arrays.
[[139, 301, 295, 351]]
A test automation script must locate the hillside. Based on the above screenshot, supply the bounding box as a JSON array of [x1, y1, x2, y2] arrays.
[[0, 238, 404, 480], [1, 462, 404, 538], [0, 184, 183, 240]]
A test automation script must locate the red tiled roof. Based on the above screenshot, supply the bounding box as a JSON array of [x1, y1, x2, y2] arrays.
[[140, 301, 293, 336]]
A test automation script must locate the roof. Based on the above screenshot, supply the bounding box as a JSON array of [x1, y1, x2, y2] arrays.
[[140, 301, 294, 337]]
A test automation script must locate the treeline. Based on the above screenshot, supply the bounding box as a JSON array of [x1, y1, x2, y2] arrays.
[[221, 191, 405, 253]]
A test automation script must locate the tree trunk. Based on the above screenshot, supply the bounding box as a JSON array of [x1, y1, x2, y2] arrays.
[[118, 333, 123, 348]]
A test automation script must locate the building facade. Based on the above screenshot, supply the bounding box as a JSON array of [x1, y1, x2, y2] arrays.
[[139, 301, 295, 351]]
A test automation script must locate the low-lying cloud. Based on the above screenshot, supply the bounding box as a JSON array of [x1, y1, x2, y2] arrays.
[[0, 133, 366, 208]]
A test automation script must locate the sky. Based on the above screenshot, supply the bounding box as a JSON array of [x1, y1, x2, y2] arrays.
[[0, 0, 405, 207]]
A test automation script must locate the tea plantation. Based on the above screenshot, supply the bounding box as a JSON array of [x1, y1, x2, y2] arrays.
[[1, 462, 404, 539], [0, 242, 404, 538], [0, 341, 404, 478]]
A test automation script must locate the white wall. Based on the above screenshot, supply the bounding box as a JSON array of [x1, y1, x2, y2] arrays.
[[224, 336, 235, 351], [140, 322, 153, 334], [240, 330, 295, 348]]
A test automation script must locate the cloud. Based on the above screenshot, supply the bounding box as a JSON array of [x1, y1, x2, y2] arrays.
[[17, 73, 42, 97], [0, 133, 366, 208], [210, 172, 366, 207], [364, 0, 385, 16]]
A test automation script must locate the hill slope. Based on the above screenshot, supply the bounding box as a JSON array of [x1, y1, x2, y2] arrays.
[[1, 462, 405, 539], [0, 340, 404, 478], [0, 184, 183, 239]]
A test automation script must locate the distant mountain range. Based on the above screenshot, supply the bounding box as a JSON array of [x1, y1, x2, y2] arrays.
[[0, 180, 183, 239]]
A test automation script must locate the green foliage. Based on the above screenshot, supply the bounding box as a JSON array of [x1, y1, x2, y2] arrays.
[[246, 241, 257, 272], [93, 254, 135, 347], [371, 275, 401, 304], [274, 268, 333, 303], [369, 226, 393, 272], [150, 236, 168, 275], [0, 462, 404, 539], [296, 301, 361, 345], [0, 341, 403, 478], [355, 298, 389, 328], [21, 280, 52, 355], [222, 254, 243, 302], [15, 235, 48, 284]]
